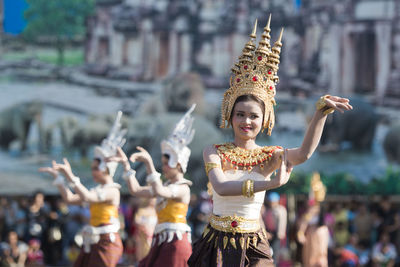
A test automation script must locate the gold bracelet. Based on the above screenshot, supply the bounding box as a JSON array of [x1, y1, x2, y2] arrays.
[[205, 162, 220, 176], [315, 95, 334, 115], [242, 180, 247, 197], [249, 180, 254, 197], [242, 179, 254, 198]]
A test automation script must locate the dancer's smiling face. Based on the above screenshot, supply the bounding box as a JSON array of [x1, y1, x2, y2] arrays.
[[231, 96, 264, 140]]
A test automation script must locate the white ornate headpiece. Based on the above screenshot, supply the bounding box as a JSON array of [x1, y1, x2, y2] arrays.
[[161, 104, 196, 173], [94, 111, 127, 177]]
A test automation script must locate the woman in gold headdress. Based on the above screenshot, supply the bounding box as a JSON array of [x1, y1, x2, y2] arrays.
[[187, 16, 352, 267]]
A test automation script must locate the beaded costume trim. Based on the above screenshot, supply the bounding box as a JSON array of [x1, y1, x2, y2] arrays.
[[215, 143, 282, 172]]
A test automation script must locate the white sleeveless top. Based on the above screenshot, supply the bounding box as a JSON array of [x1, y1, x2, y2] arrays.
[[212, 170, 269, 220]]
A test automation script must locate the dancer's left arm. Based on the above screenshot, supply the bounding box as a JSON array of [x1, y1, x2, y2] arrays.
[[53, 159, 118, 203], [286, 95, 352, 166], [130, 146, 189, 201]]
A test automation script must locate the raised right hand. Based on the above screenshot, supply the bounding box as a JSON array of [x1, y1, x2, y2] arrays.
[[129, 146, 152, 164], [38, 160, 59, 179], [106, 147, 130, 171]]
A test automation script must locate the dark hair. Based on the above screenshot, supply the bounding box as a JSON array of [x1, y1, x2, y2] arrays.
[[93, 158, 109, 174], [229, 95, 265, 125], [162, 154, 183, 173]]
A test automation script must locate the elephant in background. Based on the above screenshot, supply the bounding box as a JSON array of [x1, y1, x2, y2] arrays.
[[139, 73, 205, 115], [383, 124, 400, 164], [138, 72, 221, 126], [320, 97, 379, 151], [0, 101, 45, 152]]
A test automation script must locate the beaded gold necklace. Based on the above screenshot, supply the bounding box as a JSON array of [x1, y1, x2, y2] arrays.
[[215, 143, 281, 172]]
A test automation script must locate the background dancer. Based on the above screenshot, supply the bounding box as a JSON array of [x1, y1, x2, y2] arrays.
[[39, 112, 126, 267], [108, 104, 196, 267]]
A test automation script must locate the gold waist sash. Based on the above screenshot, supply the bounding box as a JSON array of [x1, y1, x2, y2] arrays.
[[209, 214, 260, 233]]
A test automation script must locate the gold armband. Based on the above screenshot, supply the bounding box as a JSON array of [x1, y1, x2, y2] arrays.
[[205, 162, 220, 176], [315, 95, 335, 115], [242, 179, 254, 198]]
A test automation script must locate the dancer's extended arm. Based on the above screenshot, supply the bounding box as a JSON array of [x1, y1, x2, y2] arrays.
[[287, 95, 352, 166]]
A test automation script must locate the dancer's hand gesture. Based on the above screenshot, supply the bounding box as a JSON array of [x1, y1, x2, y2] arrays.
[[275, 149, 293, 187], [129, 146, 152, 164], [106, 147, 130, 171], [53, 158, 75, 180], [324, 95, 353, 113], [38, 160, 59, 179]]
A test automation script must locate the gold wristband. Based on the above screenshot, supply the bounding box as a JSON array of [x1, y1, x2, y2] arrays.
[[242, 179, 254, 198], [315, 95, 334, 115], [205, 162, 220, 176]]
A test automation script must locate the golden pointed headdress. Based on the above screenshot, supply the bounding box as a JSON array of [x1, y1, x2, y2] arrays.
[[220, 15, 283, 135]]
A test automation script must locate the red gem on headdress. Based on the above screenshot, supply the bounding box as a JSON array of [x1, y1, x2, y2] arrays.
[[269, 86, 274, 90], [244, 65, 248, 70], [268, 70, 272, 75], [252, 76, 258, 81], [236, 78, 241, 83], [257, 56, 262, 61], [231, 221, 238, 227]]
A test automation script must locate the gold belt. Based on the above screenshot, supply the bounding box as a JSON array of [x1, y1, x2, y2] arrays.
[[209, 214, 260, 233]]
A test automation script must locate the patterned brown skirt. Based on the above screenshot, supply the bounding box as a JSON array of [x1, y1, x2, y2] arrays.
[[188, 224, 274, 267], [139, 232, 192, 267], [74, 233, 123, 267]]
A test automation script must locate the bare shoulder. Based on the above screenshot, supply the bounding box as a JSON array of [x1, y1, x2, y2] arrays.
[[203, 144, 222, 163], [270, 146, 284, 160], [203, 144, 218, 157]]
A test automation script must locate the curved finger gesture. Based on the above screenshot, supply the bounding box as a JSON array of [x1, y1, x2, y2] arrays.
[[324, 96, 353, 113], [106, 147, 131, 171], [106, 147, 128, 163], [38, 160, 59, 179], [129, 146, 152, 164], [53, 158, 74, 178]]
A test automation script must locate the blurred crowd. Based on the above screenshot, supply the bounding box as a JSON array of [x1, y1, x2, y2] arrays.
[[0, 191, 400, 267]]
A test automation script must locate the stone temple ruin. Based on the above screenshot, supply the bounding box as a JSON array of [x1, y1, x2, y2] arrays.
[[85, 0, 400, 106]]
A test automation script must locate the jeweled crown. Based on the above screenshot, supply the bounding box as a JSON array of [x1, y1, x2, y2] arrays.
[[220, 15, 283, 135]]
